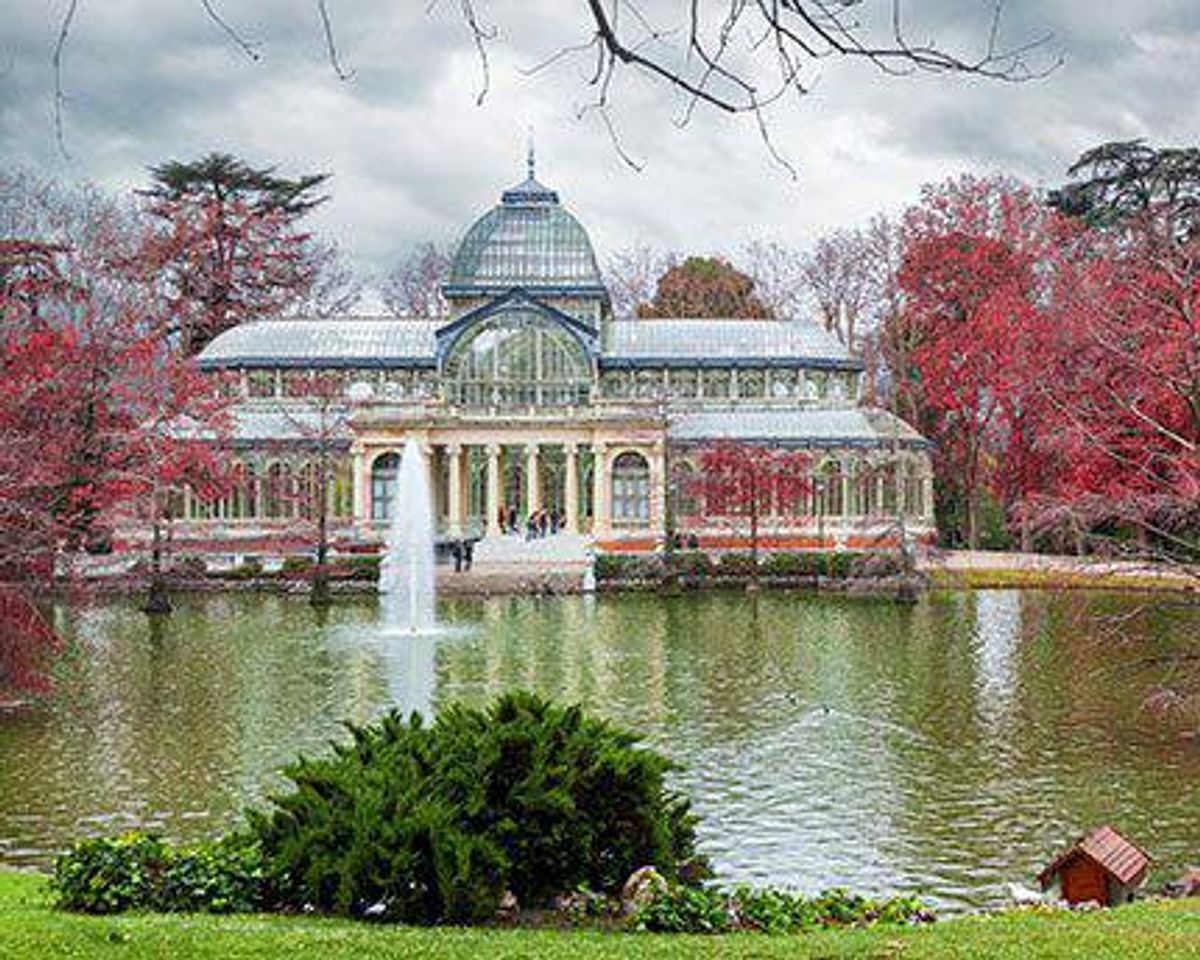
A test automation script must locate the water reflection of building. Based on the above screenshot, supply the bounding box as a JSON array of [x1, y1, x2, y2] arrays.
[[190, 154, 934, 554], [973, 590, 1021, 733]]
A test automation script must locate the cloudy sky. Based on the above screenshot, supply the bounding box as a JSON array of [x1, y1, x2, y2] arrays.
[[2, 2, 1198, 286]]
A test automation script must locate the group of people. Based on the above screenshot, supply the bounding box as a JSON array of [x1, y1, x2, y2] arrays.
[[496, 505, 565, 541], [449, 538, 475, 573]]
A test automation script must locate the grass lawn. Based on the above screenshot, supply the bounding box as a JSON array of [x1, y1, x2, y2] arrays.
[[924, 566, 1198, 593], [2, 872, 1199, 959]]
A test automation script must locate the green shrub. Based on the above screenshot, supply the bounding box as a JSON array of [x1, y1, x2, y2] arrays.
[[158, 836, 266, 914], [51, 832, 265, 915], [715, 552, 758, 576], [593, 555, 662, 581], [667, 551, 713, 579], [634, 884, 731, 933], [635, 883, 931, 935], [280, 556, 314, 576], [52, 833, 171, 914], [250, 691, 700, 924], [759, 552, 815, 577], [169, 554, 208, 576], [336, 554, 381, 581]]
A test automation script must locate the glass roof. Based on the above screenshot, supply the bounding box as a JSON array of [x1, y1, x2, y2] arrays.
[[199, 316, 857, 368], [669, 407, 929, 447], [604, 319, 853, 363], [446, 171, 604, 292], [198, 319, 437, 367]]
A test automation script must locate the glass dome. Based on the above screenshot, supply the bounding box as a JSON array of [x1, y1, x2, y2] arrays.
[[445, 166, 605, 294]]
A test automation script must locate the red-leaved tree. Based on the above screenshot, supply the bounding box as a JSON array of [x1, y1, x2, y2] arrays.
[[0, 231, 231, 690], [897, 176, 1062, 548], [685, 442, 813, 578]]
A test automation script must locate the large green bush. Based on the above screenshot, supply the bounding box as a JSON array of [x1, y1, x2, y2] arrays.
[[250, 691, 700, 923], [52, 833, 264, 914]]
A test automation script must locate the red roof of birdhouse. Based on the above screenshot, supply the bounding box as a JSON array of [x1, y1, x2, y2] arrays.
[[1038, 825, 1152, 888]]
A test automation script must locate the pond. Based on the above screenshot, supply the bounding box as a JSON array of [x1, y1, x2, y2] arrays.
[[1, 589, 1197, 911]]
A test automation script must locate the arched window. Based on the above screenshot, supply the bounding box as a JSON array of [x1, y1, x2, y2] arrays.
[[296, 462, 318, 521], [443, 311, 590, 408], [372, 453, 401, 522], [817, 460, 844, 517], [875, 461, 896, 515], [612, 451, 651, 527], [903, 460, 924, 517], [264, 462, 292, 519], [670, 460, 698, 519], [850, 460, 873, 517]]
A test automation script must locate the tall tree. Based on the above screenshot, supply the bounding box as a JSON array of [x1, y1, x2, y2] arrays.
[[1048, 140, 1200, 238], [739, 240, 806, 322], [140, 153, 329, 354], [897, 175, 1056, 549], [288, 238, 364, 318], [638, 256, 773, 318], [800, 228, 872, 349], [604, 245, 675, 318], [380, 242, 450, 318]]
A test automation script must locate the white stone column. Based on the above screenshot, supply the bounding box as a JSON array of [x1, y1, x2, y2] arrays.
[[351, 449, 366, 524], [486, 443, 502, 537], [649, 440, 666, 537], [564, 443, 580, 534], [923, 474, 935, 520], [525, 443, 541, 515], [840, 467, 851, 518], [591, 442, 610, 538], [447, 443, 464, 536]]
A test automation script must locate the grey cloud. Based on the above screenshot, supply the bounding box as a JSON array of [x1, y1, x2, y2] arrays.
[[1, 1, 1197, 285]]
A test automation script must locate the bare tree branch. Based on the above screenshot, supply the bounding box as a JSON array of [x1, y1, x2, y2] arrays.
[[317, 0, 355, 81], [198, 0, 261, 63], [52, 0, 79, 160]]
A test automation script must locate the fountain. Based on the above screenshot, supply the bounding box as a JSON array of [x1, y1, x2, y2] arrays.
[[379, 438, 436, 633]]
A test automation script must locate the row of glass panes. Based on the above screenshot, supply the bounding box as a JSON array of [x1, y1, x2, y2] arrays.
[[672, 458, 928, 518], [447, 382, 591, 407], [598, 367, 860, 402], [182, 459, 355, 521], [242, 368, 437, 400]]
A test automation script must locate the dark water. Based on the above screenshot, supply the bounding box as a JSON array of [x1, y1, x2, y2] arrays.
[[1, 589, 1197, 910]]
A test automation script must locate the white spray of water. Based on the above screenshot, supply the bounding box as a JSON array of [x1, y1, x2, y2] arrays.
[[379, 438, 436, 633]]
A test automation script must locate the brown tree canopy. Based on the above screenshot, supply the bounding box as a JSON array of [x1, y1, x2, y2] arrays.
[[637, 256, 773, 319]]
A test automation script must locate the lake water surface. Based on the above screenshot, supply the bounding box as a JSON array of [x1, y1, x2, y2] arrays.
[[1, 589, 1197, 911]]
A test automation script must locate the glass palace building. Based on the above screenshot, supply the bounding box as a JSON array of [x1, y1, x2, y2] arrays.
[[195, 163, 935, 553]]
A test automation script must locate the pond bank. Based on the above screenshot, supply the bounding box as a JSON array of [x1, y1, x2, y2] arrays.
[[1, 871, 1198, 960], [921, 550, 1199, 593], [68, 545, 1199, 599]]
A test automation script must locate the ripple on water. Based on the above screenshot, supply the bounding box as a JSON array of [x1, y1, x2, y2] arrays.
[[1, 589, 1198, 912]]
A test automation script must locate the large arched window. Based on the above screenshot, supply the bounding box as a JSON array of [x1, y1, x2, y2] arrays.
[[444, 312, 591, 408], [372, 453, 400, 522], [612, 451, 650, 527]]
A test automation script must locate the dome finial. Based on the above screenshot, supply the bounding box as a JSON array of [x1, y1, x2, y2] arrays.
[[526, 126, 536, 181]]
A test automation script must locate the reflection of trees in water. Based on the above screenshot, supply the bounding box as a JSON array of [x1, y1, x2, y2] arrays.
[[8, 590, 1200, 898]]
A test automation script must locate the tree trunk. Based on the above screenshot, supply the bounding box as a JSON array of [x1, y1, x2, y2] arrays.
[[311, 454, 332, 608], [747, 475, 761, 592], [143, 515, 172, 616]]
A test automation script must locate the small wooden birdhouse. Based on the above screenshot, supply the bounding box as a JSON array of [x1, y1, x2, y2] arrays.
[[1038, 825, 1151, 906]]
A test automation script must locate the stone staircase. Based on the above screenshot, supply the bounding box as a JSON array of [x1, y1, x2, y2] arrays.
[[435, 532, 593, 595], [471, 532, 592, 569]]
